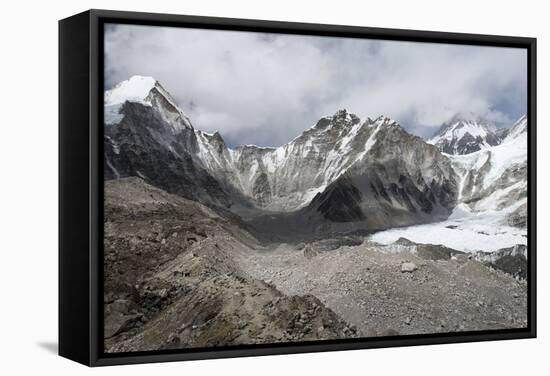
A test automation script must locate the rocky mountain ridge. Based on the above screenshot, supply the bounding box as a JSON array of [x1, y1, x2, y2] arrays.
[[104, 76, 527, 243], [104, 76, 460, 237], [428, 114, 504, 155], [104, 178, 357, 352]]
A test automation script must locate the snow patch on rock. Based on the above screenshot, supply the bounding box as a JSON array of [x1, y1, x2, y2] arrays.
[[105, 76, 157, 106]]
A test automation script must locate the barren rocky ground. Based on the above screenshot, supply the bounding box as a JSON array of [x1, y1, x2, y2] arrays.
[[104, 177, 527, 353], [104, 178, 356, 353], [235, 238, 527, 337]]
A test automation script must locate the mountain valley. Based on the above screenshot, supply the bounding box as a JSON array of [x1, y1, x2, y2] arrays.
[[103, 76, 529, 352]]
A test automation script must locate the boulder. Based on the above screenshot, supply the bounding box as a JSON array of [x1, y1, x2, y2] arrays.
[[400, 262, 418, 273]]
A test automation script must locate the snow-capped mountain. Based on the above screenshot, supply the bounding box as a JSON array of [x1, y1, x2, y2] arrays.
[[103, 76, 527, 242], [370, 113, 528, 253], [105, 76, 193, 132], [246, 114, 459, 240], [197, 111, 427, 212], [449, 115, 527, 211], [296, 116, 459, 232], [446, 114, 527, 229], [428, 114, 503, 155], [103, 77, 251, 209], [104, 77, 458, 218]]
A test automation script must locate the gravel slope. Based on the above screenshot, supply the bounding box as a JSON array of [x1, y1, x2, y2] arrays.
[[104, 177, 527, 353], [104, 178, 357, 353], [235, 239, 527, 337]]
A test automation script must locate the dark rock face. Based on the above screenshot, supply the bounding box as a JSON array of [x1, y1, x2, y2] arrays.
[[248, 121, 459, 242], [473, 244, 527, 280], [308, 122, 458, 229], [366, 122, 458, 207], [437, 132, 501, 155], [313, 175, 365, 222], [252, 173, 272, 207], [417, 244, 464, 261], [104, 102, 245, 209], [489, 255, 527, 280]]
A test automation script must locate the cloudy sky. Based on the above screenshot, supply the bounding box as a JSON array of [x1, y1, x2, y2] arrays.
[[104, 23, 527, 148]]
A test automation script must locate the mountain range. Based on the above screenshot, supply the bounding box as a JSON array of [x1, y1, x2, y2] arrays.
[[104, 76, 527, 242], [102, 76, 529, 351]]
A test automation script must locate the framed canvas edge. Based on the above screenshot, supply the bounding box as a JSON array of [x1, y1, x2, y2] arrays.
[[89, 10, 101, 366], [80, 9, 537, 367]]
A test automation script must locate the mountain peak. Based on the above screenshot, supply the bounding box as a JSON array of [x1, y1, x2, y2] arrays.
[[104, 76, 193, 131], [434, 113, 495, 138], [104, 76, 158, 106], [428, 113, 501, 155], [373, 115, 398, 125], [330, 109, 361, 124], [447, 111, 491, 125]]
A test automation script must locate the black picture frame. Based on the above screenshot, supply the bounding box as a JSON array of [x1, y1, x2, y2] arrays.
[[59, 9, 537, 367]]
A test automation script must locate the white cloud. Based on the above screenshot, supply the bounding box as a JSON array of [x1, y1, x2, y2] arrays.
[[105, 24, 527, 146]]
